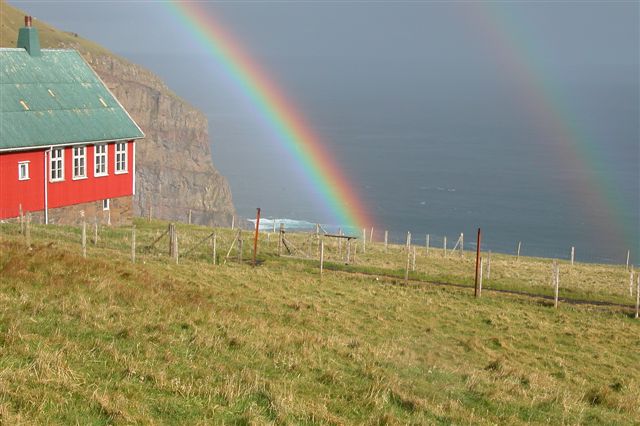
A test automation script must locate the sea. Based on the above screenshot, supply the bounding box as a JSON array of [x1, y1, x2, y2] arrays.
[[233, 100, 639, 266]]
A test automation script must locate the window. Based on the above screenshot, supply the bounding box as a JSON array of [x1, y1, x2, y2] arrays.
[[94, 144, 108, 177], [73, 146, 86, 179], [102, 199, 110, 211], [115, 142, 127, 174], [18, 161, 29, 180], [50, 148, 64, 181]]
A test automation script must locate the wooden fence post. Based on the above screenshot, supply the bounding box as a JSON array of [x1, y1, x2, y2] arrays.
[[147, 195, 152, 222], [212, 232, 217, 265], [516, 241, 521, 262], [231, 216, 235, 230], [188, 209, 192, 225], [81, 214, 87, 258], [443, 236, 447, 258], [460, 233, 464, 258], [554, 260, 560, 309], [25, 212, 31, 248], [478, 257, 483, 297], [346, 239, 351, 264], [93, 218, 98, 245], [278, 223, 284, 256], [626, 250, 630, 271], [405, 248, 410, 284], [272, 220, 276, 233], [635, 274, 639, 319], [253, 208, 261, 266], [237, 230, 243, 263], [168, 223, 175, 257], [486, 250, 491, 280], [362, 228, 366, 254], [411, 246, 416, 272], [425, 234, 430, 256], [319, 239, 324, 277], [570, 246, 575, 266], [174, 231, 179, 264], [19, 204, 24, 234], [406, 231, 411, 251], [474, 228, 481, 298], [384, 230, 388, 253], [630, 268, 634, 297], [131, 225, 136, 264], [338, 228, 343, 259], [370, 227, 374, 244]]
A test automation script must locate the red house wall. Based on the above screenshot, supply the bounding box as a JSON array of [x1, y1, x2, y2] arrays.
[[0, 149, 45, 218], [0, 140, 134, 220]]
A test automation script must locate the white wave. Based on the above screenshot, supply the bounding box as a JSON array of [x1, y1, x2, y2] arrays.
[[247, 218, 360, 235], [247, 218, 317, 231]]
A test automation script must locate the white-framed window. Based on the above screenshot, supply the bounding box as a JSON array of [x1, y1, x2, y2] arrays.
[[73, 146, 86, 179], [18, 161, 30, 180], [115, 142, 127, 174], [50, 148, 64, 182], [94, 144, 108, 177], [102, 199, 110, 211]]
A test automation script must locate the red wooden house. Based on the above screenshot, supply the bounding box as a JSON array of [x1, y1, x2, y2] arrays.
[[0, 17, 144, 224]]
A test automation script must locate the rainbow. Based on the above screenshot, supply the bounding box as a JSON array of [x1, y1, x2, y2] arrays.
[[164, 1, 372, 231], [466, 3, 638, 258]]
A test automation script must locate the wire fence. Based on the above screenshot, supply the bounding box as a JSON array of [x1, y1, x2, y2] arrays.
[[2, 215, 638, 315]]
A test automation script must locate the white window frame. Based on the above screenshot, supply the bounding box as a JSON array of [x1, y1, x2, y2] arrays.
[[94, 144, 108, 177], [50, 148, 64, 182], [73, 146, 87, 180], [18, 161, 30, 180], [102, 199, 110, 211], [115, 142, 128, 174]]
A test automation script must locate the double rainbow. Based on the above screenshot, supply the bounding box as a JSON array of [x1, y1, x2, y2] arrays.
[[165, 1, 372, 231]]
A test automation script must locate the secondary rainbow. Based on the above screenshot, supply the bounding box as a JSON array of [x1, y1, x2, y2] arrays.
[[466, 3, 637, 257], [164, 1, 372, 231]]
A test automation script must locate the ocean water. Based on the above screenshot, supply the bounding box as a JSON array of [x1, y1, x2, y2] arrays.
[[234, 88, 639, 265]]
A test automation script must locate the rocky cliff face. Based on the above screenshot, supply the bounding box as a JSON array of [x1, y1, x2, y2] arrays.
[[84, 53, 235, 226]]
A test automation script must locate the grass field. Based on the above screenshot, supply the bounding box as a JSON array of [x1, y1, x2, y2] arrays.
[[1, 219, 639, 424]]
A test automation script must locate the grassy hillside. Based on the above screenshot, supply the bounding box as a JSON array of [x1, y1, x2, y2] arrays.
[[1, 0, 111, 55], [1, 220, 639, 424]]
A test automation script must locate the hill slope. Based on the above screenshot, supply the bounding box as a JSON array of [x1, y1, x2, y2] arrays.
[[0, 1, 236, 226], [0, 220, 639, 424]]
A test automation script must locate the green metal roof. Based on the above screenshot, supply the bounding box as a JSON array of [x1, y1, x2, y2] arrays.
[[0, 48, 144, 150]]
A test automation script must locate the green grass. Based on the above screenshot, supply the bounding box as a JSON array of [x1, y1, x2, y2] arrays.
[[1, 219, 639, 424]]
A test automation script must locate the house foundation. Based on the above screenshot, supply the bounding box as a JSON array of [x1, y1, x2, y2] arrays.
[[14, 196, 133, 226]]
